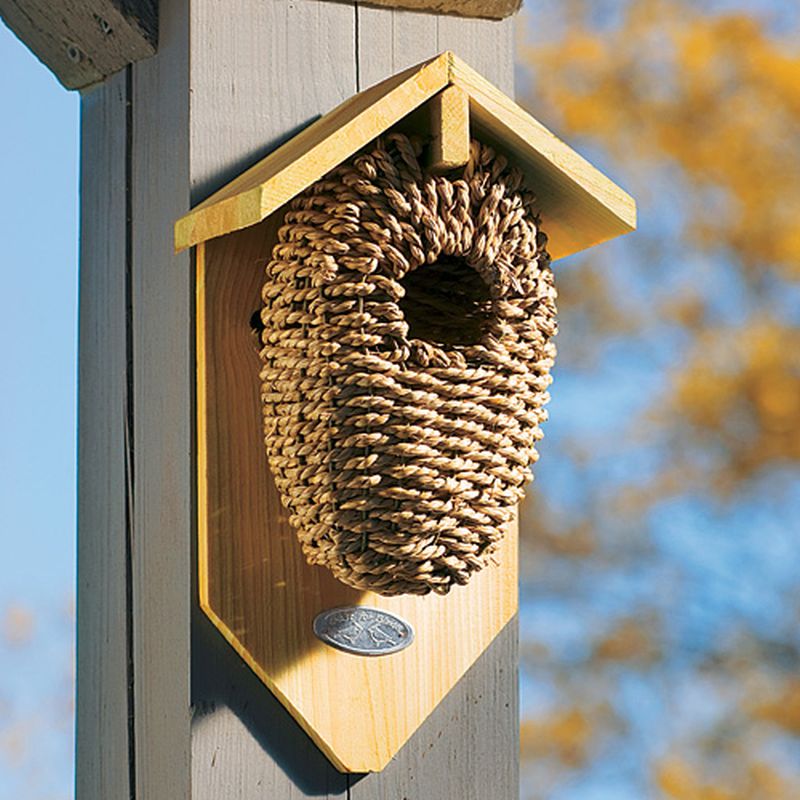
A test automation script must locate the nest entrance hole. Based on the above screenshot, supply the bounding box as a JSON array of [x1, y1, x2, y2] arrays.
[[399, 257, 493, 348]]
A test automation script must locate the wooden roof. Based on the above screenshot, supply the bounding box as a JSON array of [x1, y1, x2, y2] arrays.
[[175, 51, 636, 261]]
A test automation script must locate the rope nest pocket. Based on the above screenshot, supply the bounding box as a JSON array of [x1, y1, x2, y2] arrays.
[[259, 132, 557, 596]]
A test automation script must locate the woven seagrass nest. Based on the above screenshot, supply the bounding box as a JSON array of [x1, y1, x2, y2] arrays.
[[258, 132, 557, 596]]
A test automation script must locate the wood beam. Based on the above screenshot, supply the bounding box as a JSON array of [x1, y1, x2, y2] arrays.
[[362, 0, 520, 20], [0, 0, 157, 89], [429, 83, 471, 173]]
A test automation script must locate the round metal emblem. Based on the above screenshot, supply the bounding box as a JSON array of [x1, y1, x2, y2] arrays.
[[313, 606, 414, 656]]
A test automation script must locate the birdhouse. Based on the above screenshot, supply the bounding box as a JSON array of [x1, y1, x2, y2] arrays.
[[175, 51, 635, 773]]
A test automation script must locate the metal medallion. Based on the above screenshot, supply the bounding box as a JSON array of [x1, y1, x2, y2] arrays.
[[313, 606, 414, 656]]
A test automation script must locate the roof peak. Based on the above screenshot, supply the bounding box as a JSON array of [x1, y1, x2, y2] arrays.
[[175, 51, 635, 261]]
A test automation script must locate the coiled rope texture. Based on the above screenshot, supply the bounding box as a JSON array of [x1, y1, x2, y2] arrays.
[[259, 133, 557, 596]]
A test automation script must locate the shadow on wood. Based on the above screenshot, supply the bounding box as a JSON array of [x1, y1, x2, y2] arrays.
[[191, 608, 350, 795], [192, 115, 325, 206]]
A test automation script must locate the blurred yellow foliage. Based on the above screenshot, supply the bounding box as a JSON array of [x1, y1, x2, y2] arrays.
[[520, 707, 595, 767], [671, 322, 800, 486], [656, 757, 800, 800], [518, 0, 800, 796], [751, 678, 800, 735], [593, 616, 661, 664], [656, 758, 736, 800], [522, 0, 800, 493], [523, 0, 800, 279], [0, 719, 30, 769]]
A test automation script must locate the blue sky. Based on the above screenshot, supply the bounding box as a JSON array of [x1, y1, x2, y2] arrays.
[[0, 21, 78, 800]]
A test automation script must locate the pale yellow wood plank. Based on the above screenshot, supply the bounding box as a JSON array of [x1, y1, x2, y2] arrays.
[[196, 241, 210, 613], [196, 224, 518, 773], [449, 53, 637, 260], [429, 84, 471, 173], [175, 53, 452, 252]]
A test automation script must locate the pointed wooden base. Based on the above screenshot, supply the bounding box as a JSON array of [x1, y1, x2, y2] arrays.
[[196, 227, 517, 773]]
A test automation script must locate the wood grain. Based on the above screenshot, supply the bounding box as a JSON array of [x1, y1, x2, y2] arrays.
[[192, 610, 349, 798], [349, 617, 519, 800], [197, 226, 518, 771], [0, 0, 157, 90], [189, 0, 357, 204], [356, 4, 441, 89], [429, 83, 470, 172], [437, 11, 514, 80], [75, 69, 130, 800], [129, 0, 191, 794]]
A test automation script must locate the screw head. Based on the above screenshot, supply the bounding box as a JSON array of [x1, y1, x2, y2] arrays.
[[65, 42, 82, 63], [96, 15, 113, 35]]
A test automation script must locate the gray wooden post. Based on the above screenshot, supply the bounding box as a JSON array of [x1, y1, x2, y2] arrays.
[[69, 1, 518, 796]]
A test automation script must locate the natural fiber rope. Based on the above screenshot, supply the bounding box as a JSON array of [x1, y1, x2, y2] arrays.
[[259, 133, 557, 596]]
